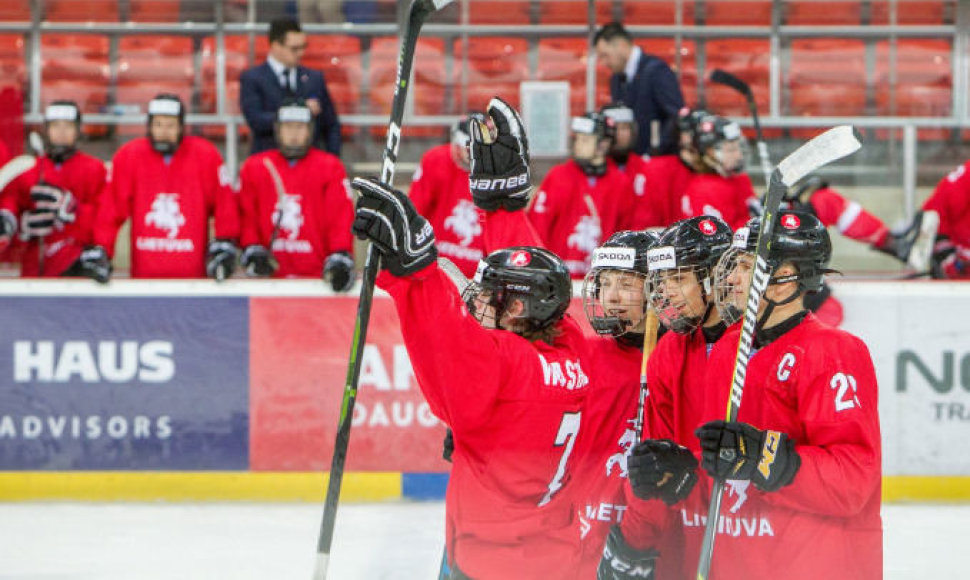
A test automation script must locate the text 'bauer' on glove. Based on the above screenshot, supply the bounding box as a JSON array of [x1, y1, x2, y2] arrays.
[[468, 96, 533, 212], [627, 438, 699, 505], [695, 420, 801, 492], [351, 177, 437, 277]]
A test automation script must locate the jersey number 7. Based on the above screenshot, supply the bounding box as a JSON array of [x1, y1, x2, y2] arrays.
[[538, 411, 582, 507]]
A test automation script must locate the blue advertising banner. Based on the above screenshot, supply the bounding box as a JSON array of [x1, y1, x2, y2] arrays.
[[0, 297, 249, 470]]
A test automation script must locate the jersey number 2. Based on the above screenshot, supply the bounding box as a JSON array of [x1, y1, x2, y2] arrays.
[[538, 411, 581, 507]]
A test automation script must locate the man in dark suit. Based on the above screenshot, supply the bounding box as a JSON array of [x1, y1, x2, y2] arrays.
[[594, 22, 684, 156], [240, 18, 342, 156]]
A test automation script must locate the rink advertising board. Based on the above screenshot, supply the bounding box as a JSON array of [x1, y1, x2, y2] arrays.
[[0, 280, 968, 501]]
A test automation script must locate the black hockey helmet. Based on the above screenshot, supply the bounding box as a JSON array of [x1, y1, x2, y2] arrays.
[[648, 216, 732, 334], [43, 100, 82, 163], [692, 113, 744, 176], [463, 246, 571, 334], [147, 93, 186, 155], [713, 209, 832, 325], [582, 229, 658, 336]]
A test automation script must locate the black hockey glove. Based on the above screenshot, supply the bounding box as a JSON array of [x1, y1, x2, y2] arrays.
[[442, 428, 454, 463], [240, 245, 278, 278], [30, 183, 77, 225], [77, 245, 111, 284], [628, 439, 699, 505], [19, 209, 55, 240], [597, 526, 658, 580], [0, 209, 16, 240], [323, 251, 355, 292], [206, 239, 238, 281], [351, 177, 437, 277], [695, 420, 801, 492], [468, 97, 532, 212]]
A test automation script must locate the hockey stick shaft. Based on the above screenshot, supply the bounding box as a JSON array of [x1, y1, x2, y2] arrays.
[[710, 69, 773, 192], [634, 309, 659, 441], [312, 2, 453, 578], [695, 125, 862, 580], [29, 132, 46, 276]]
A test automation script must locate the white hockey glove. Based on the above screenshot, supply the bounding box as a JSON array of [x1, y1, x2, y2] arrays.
[[351, 177, 436, 277]]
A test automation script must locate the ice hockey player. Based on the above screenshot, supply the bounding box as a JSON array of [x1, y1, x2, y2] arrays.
[[0, 100, 108, 281], [922, 160, 970, 278], [783, 175, 938, 273], [691, 209, 882, 580], [237, 98, 354, 289], [94, 94, 240, 279], [408, 114, 487, 278], [597, 215, 733, 580], [679, 113, 758, 229], [352, 98, 591, 580], [527, 111, 636, 278]]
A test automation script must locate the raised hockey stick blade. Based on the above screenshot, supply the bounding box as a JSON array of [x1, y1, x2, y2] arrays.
[[312, 1, 454, 579], [695, 125, 861, 580], [710, 69, 773, 193]]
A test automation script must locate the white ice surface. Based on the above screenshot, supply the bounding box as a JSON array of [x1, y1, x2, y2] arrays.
[[0, 501, 963, 579]]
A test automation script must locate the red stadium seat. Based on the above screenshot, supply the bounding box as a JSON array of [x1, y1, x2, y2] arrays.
[[117, 36, 195, 83], [538, 0, 612, 24], [467, 0, 532, 24], [128, 0, 181, 22], [0, 34, 26, 90], [875, 39, 951, 87], [702, 1, 773, 25], [784, 1, 861, 25], [788, 38, 866, 85], [368, 37, 447, 117], [870, 1, 948, 25], [202, 35, 269, 84], [454, 37, 530, 87], [43, 0, 119, 21], [301, 35, 363, 114], [41, 35, 110, 83], [0, 1, 30, 20], [536, 38, 596, 115], [622, 1, 695, 25]]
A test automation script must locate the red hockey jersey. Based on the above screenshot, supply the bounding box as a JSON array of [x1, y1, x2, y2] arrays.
[[628, 154, 695, 230], [0, 152, 106, 276], [379, 263, 591, 580], [924, 161, 970, 278], [527, 160, 636, 278], [409, 144, 484, 278], [679, 172, 756, 230], [95, 136, 239, 278], [239, 149, 353, 277], [683, 314, 883, 580]]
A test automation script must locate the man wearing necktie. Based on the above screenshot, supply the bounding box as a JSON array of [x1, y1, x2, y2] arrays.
[[240, 18, 342, 156], [594, 22, 684, 157]]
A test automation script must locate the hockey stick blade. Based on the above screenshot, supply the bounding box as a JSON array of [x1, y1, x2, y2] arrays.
[[312, 2, 453, 579], [776, 125, 862, 188], [695, 124, 861, 580], [710, 69, 752, 99]]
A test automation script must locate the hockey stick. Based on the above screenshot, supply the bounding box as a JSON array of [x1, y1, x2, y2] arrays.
[[695, 125, 862, 580], [259, 157, 286, 273], [312, 1, 454, 578], [710, 69, 772, 192], [28, 132, 47, 276], [634, 309, 659, 441]]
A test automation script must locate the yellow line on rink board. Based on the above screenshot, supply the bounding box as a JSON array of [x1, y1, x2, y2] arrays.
[[0, 472, 402, 501], [883, 476, 970, 502]]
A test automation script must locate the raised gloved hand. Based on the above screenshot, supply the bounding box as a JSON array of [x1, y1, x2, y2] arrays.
[[77, 245, 111, 284], [628, 439, 699, 505], [468, 97, 532, 212], [597, 526, 659, 580], [323, 251, 355, 292], [206, 239, 238, 281], [351, 177, 437, 277], [695, 420, 801, 492], [240, 244, 278, 278], [30, 183, 77, 226]]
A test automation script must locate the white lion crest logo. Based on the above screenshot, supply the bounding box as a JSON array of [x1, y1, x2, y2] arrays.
[[145, 193, 186, 239], [567, 215, 602, 254], [725, 479, 750, 514], [604, 419, 638, 478], [443, 199, 481, 246], [272, 194, 304, 240]]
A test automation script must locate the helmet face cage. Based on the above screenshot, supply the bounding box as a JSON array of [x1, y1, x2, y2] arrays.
[[648, 264, 710, 335], [582, 267, 649, 336], [712, 246, 756, 325]]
